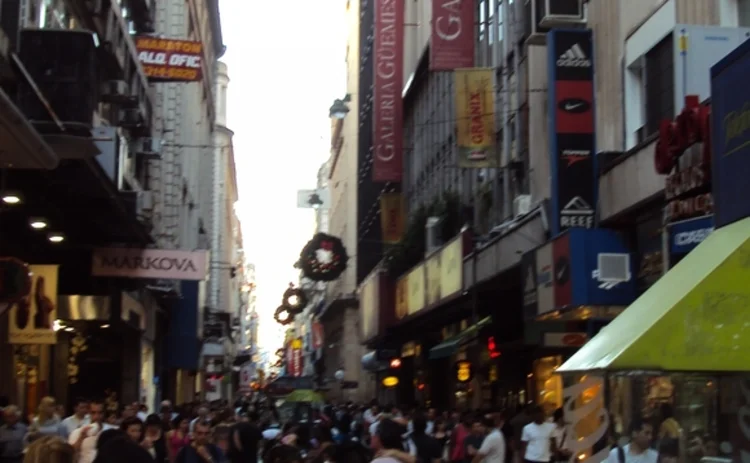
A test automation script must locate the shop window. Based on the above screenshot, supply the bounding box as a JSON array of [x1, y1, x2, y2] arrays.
[[644, 35, 675, 138], [533, 356, 563, 415]]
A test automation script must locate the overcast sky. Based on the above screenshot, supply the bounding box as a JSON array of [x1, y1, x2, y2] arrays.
[[219, 0, 347, 351]]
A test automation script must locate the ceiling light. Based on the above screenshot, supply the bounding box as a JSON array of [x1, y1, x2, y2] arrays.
[[64, 327, 74, 332], [2, 193, 21, 204], [48, 233, 65, 243], [101, 324, 110, 328], [30, 219, 48, 230]]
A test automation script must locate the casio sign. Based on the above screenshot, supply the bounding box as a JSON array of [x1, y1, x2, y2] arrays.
[[558, 99, 590, 114], [675, 227, 713, 246]]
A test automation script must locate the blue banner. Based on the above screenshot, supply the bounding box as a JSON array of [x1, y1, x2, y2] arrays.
[[669, 215, 714, 255], [711, 40, 750, 228]]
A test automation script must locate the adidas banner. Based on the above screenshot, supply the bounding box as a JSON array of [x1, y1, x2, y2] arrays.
[[548, 29, 597, 235]]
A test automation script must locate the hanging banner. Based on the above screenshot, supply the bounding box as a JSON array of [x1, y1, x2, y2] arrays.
[[430, 0, 475, 71], [373, 0, 404, 182], [380, 193, 405, 243], [455, 68, 497, 168], [547, 29, 596, 235], [289, 339, 304, 378], [8, 265, 59, 344]]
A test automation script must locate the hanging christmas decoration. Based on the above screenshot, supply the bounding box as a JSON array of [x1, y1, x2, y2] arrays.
[[273, 305, 294, 326], [299, 233, 349, 282], [282, 283, 308, 314]]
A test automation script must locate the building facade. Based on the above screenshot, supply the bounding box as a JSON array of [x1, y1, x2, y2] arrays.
[[0, 0, 227, 412], [354, 0, 744, 417]]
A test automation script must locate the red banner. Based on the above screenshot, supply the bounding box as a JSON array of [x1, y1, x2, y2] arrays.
[[373, 0, 404, 182], [430, 0, 475, 70]]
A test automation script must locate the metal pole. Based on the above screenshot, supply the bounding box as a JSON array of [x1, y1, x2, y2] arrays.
[[501, 0, 512, 220]]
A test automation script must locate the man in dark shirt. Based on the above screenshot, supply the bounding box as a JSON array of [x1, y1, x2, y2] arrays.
[[176, 421, 224, 463], [409, 412, 442, 463], [227, 420, 262, 463], [463, 418, 486, 463]]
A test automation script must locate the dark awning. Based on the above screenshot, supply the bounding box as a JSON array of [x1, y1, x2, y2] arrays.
[[429, 316, 492, 360]]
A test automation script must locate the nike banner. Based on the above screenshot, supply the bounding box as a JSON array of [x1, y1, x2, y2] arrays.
[[548, 29, 597, 235]]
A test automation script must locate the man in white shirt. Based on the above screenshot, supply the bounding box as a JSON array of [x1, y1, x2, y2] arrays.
[[473, 413, 507, 463], [521, 405, 557, 463], [59, 398, 90, 440], [190, 406, 209, 433], [68, 400, 105, 463], [606, 418, 658, 463]]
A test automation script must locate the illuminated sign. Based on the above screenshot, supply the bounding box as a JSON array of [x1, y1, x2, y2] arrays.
[[135, 37, 203, 82], [382, 376, 399, 387], [455, 361, 473, 383], [389, 358, 402, 368]]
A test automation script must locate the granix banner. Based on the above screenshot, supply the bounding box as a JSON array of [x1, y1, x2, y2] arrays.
[[373, 0, 404, 182], [135, 37, 203, 82], [548, 29, 596, 235], [429, 0, 475, 70], [91, 248, 209, 281]]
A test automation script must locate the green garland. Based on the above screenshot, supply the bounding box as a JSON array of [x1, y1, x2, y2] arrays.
[[273, 305, 294, 325], [299, 233, 349, 282], [282, 287, 308, 315]]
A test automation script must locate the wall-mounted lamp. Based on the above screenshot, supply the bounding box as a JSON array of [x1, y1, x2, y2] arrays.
[[329, 94, 352, 119]]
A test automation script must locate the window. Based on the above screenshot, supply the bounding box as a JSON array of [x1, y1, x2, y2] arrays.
[[644, 34, 674, 138], [739, 0, 750, 26]]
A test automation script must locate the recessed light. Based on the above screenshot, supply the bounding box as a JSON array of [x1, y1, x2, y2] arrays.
[[30, 219, 48, 230], [2, 193, 21, 204], [64, 327, 74, 332], [48, 233, 65, 243], [101, 324, 110, 328]]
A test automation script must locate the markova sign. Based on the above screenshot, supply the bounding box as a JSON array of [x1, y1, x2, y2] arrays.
[[91, 248, 209, 281]]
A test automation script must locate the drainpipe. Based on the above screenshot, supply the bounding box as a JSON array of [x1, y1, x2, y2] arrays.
[[514, 3, 523, 194], [502, 0, 512, 220]]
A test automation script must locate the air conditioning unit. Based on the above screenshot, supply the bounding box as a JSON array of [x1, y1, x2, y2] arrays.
[[135, 137, 161, 159], [513, 194, 532, 217], [523, 0, 584, 45], [537, 0, 585, 28], [100, 80, 132, 104], [425, 216, 442, 256], [137, 191, 155, 213], [118, 108, 142, 127]]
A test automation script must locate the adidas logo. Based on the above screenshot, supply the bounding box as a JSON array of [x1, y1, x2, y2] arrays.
[[557, 44, 591, 68]]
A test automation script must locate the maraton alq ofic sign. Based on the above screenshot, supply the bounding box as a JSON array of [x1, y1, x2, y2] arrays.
[[135, 37, 203, 82]]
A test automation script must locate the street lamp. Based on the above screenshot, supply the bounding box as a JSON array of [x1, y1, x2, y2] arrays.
[[329, 94, 352, 119]]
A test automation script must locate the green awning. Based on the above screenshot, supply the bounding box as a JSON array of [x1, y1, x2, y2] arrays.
[[557, 216, 750, 374], [429, 316, 492, 360], [283, 389, 324, 403]]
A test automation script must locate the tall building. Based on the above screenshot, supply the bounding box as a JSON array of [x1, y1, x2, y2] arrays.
[[0, 0, 226, 410]]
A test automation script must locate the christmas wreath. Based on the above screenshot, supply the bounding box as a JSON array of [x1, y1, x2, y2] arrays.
[[282, 286, 308, 314], [299, 233, 349, 282], [273, 305, 294, 326]]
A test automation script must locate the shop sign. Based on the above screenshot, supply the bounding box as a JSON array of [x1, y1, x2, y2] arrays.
[[8, 265, 59, 344], [134, 37, 203, 82], [406, 265, 425, 316], [382, 376, 399, 387], [311, 321, 324, 350], [439, 235, 464, 299], [455, 360, 473, 383], [711, 40, 750, 227], [654, 95, 713, 224], [91, 248, 208, 281], [669, 215, 714, 255], [426, 254, 441, 306], [547, 29, 596, 234]]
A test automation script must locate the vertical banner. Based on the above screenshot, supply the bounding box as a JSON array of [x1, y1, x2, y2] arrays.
[[430, 0, 475, 70], [548, 30, 596, 234], [455, 68, 497, 168], [380, 193, 405, 243], [521, 251, 538, 319], [8, 265, 58, 344], [373, 0, 404, 182], [553, 234, 572, 307]]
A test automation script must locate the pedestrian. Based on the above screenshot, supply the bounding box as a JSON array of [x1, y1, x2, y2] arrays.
[[520, 406, 556, 463], [93, 435, 154, 463], [371, 418, 416, 463], [407, 412, 442, 463], [463, 417, 485, 463], [174, 421, 224, 463], [59, 399, 90, 441], [26, 397, 62, 444], [472, 413, 506, 463], [23, 435, 73, 463], [550, 409, 571, 463], [606, 418, 658, 463], [227, 420, 262, 463], [0, 406, 27, 463], [68, 399, 106, 463]]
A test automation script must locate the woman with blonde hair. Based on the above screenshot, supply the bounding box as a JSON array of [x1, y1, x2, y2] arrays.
[[23, 435, 74, 463], [25, 397, 62, 444]]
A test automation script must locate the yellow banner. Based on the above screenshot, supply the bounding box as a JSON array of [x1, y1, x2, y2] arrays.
[[395, 276, 409, 319], [8, 265, 59, 344], [455, 68, 497, 168], [440, 236, 464, 298], [407, 265, 425, 316], [380, 193, 405, 244], [426, 254, 441, 306]]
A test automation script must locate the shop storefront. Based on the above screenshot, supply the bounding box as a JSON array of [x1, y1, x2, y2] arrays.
[[555, 42, 750, 461]]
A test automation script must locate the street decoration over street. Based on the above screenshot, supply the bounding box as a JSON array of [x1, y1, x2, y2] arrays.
[[299, 233, 349, 282], [274, 305, 294, 326], [282, 284, 307, 315]]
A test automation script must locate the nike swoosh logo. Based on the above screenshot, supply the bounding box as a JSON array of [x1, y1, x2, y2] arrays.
[[564, 103, 583, 111]]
